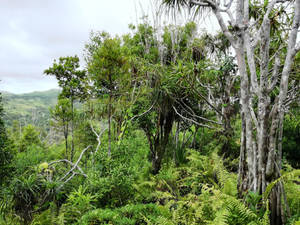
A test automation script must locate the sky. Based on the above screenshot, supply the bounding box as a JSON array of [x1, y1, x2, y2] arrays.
[[0, 0, 217, 94]]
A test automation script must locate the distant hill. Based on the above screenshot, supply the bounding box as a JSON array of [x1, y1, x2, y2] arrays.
[[2, 89, 60, 128]]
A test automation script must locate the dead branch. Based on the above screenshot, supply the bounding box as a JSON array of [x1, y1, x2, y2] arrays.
[[90, 122, 107, 153]]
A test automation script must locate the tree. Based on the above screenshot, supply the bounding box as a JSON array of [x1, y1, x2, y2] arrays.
[[44, 56, 87, 161], [161, 0, 300, 224], [19, 124, 42, 152], [87, 34, 129, 157], [50, 98, 73, 159], [125, 21, 223, 173], [0, 92, 13, 184]]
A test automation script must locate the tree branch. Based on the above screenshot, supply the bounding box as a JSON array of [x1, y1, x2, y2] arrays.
[[49, 159, 85, 176], [245, 32, 259, 95], [190, 0, 209, 7], [173, 106, 215, 129], [130, 100, 156, 121], [59, 145, 91, 182], [189, 79, 225, 117], [90, 122, 107, 153], [177, 99, 223, 125]]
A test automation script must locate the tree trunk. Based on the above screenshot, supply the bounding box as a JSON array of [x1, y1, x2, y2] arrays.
[[174, 121, 180, 164], [70, 97, 74, 162], [108, 91, 112, 157], [150, 104, 174, 175], [63, 123, 68, 159]]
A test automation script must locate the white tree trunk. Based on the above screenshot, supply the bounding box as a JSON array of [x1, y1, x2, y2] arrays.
[[186, 0, 300, 224]]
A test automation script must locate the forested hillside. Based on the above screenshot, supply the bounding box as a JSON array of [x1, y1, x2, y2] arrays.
[[2, 89, 60, 128], [0, 1, 300, 225]]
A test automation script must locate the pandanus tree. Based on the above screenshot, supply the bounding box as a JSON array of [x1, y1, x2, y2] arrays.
[[161, 0, 300, 224], [126, 21, 222, 174]]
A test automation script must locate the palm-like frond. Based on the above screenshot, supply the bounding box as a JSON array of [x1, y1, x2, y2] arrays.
[[161, 0, 189, 12], [160, 0, 212, 21]]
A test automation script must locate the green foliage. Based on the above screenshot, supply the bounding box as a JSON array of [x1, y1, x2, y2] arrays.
[[285, 178, 300, 224], [86, 131, 150, 208], [44, 56, 87, 101], [9, 172, 45, 223], [1, 18, 299, 225], [222, 197, 265, 225], [58, 186, 96, 224], [263, 170, 300, 201], [0, 93, 13, 184], [50, 98, 73, 127], [87, 34, 129, 94], [79, 203, 171, 225], [282, 111, 300, 168], [14, 144, 53, 175], [19, 124, 42, 152]]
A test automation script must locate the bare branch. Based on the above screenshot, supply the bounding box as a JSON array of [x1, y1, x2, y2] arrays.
[[277, 0, 300, 115], [188, 79, 225, 117], [259, 18, 271, 91], [252, 0, 284, 45], [190, 0, 209, 7], [213, 7, 236, 47], [130, 100, 156, 121], [177, 100, 223, 125], [59, 145, 91, 182], [90, 122, 107, 153], [173, 106, 215, 129], [49, 159, 85, 175]]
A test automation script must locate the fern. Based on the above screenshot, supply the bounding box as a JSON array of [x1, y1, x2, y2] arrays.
[[263, 169, 300, 200]]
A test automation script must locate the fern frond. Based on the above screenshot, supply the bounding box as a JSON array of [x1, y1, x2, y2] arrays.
[[263, 169, 300, 200]]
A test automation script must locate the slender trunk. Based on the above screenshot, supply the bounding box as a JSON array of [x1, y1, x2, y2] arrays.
[[64, 123, 68, 159], [191, 126, 198, 149], [108, 90, 112, 157], [174, 121, 180, 164], [71, 97, 74, 162]]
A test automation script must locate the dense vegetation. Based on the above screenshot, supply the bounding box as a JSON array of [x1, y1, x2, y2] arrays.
[[0, 2, 300, 224]]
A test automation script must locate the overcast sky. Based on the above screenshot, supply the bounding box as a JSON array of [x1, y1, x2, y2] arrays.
[[0, 0, 217, 94]]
